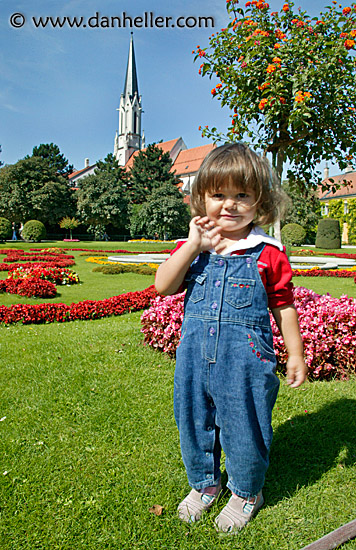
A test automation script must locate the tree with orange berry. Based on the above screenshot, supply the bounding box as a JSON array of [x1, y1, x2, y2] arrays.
[[194, 0, 356, 238]]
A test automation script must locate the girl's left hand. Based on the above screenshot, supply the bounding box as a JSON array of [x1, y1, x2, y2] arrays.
[[286, 356, 308, 388]]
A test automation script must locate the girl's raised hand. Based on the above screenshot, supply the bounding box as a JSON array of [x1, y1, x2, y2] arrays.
[[187, 216, 221, 252]]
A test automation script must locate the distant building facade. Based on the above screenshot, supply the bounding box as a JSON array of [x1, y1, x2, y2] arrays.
[[319, 164, 356, 243]]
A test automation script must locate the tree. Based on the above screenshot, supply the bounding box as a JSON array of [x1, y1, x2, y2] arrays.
[[128, 143, 181, 204], [31, 143, 73, 176], [0, 156, 75, 224], [59, 217, 80, 240], [282, 179, 321, 243], [194, 0, 356, 238], [130, 184, 190, 240], [0, 146, 3, 168], [76, 153, 129, 236]]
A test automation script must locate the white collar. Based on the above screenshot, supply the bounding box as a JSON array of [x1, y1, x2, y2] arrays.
[[210, 226, 284, 255]]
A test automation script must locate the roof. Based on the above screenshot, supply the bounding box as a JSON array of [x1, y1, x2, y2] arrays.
[[319, 171, 356, 200], [172, 143, 216, 177], [68, 165, 96, 181], [124, 138, 184, 169]]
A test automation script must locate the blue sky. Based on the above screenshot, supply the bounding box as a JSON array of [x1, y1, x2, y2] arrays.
[[0, 0, 347, 174]]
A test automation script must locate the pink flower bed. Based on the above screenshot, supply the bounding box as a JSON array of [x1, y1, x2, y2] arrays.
[[141, 293, 185, 357], [141, 287, 356, 380], [0, 286, 158, 325]]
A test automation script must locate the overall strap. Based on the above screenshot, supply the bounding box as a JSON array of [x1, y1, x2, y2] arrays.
[[244, 242, 266, 260]]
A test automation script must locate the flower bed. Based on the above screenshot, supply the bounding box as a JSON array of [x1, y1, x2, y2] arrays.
[[141, 287, 356, 380], [0, 277, 57, 298], [0, 286, 158, 325], [292, 268, 356, 279], [86, 256, 158, 271], [30, 247, 173, 254], [0, 260, 76, 272], [10, 266, 80, 285]]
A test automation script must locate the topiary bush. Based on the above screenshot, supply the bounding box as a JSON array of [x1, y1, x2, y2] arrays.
[[21, 220, 46, 242], [92, 264, 156, 276], [0, 218, 12, 242], [315, 218, 341, 249], [281, 223, 306, 246]]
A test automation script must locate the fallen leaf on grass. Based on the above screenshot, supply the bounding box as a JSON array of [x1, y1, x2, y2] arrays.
[[149, 504, 164, 516]]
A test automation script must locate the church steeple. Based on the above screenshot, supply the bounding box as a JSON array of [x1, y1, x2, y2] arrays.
[[115, 33, 143, 166]]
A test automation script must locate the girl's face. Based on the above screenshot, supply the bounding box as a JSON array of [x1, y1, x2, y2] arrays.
[[204, 183, 257, 240]]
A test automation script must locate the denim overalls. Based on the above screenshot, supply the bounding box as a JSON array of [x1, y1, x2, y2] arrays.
[[174, 243, 280, 499]]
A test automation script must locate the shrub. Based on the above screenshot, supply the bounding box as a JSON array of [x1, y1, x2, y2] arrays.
[[92, 264, 156, 276], [22, 220, 46, 242], [0, 218, 12, 242], [79, 252, 108, 257], [315, 218, 341, 249], [281, 223, 306, 246]]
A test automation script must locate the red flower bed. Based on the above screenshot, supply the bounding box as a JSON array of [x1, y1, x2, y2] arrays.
[[10, 266, 80, 285], [0, 286, 158, 325], [0, 277, 57, 298], [3, 254, 73, 262], [292, 268, 356, 278], [0, 260, 76, 272], [30, 247, 173, 254]]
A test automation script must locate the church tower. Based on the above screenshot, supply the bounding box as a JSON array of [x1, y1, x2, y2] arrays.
[[114, 34, 143, 166]]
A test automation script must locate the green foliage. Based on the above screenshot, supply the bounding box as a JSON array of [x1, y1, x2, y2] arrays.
[[315, 218, 341, 249], [59, 217, 80, 240], [281, 223, 306, 246], [128, 143, 181, 204], [347, 198, 356, 244], [31, 142, 73, 176], [0, 145, 3, 168], [76, 154, 129, 232], [195, 0, 356, 190], [130, 184, 190, 239], [92, 263, 156, 275], [325, 199, 344, 236], [21, 220, 47, 242], [321, 198, 356, 244], [282, 180, 320, 243], [0, 156, 75, 225], [0, 217, 11, 241]]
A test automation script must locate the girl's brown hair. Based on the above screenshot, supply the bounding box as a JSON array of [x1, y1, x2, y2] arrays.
[[190, 142, 282, 226]]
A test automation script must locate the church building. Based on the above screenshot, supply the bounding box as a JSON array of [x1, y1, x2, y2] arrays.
[[69, 34, 214, 194]]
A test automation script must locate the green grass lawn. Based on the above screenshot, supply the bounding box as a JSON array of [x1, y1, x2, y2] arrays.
[[1, 241, 356, 549]]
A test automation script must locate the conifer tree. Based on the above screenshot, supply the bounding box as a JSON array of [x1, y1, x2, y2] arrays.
[[128, 143, 181, 204]]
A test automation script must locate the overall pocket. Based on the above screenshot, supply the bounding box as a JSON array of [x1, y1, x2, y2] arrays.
[[185, 272, 207, 303], [225, 278, 255, 309]]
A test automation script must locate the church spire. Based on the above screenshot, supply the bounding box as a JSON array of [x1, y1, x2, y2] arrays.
[[115, 33, 143, 166], [123, 33, 139, 101]]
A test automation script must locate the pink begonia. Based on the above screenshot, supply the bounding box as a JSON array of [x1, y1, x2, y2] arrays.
[[140, 286, 356, 380]]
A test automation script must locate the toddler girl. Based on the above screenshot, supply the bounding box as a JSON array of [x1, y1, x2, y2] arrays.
[[155, 143, 306, 534]]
